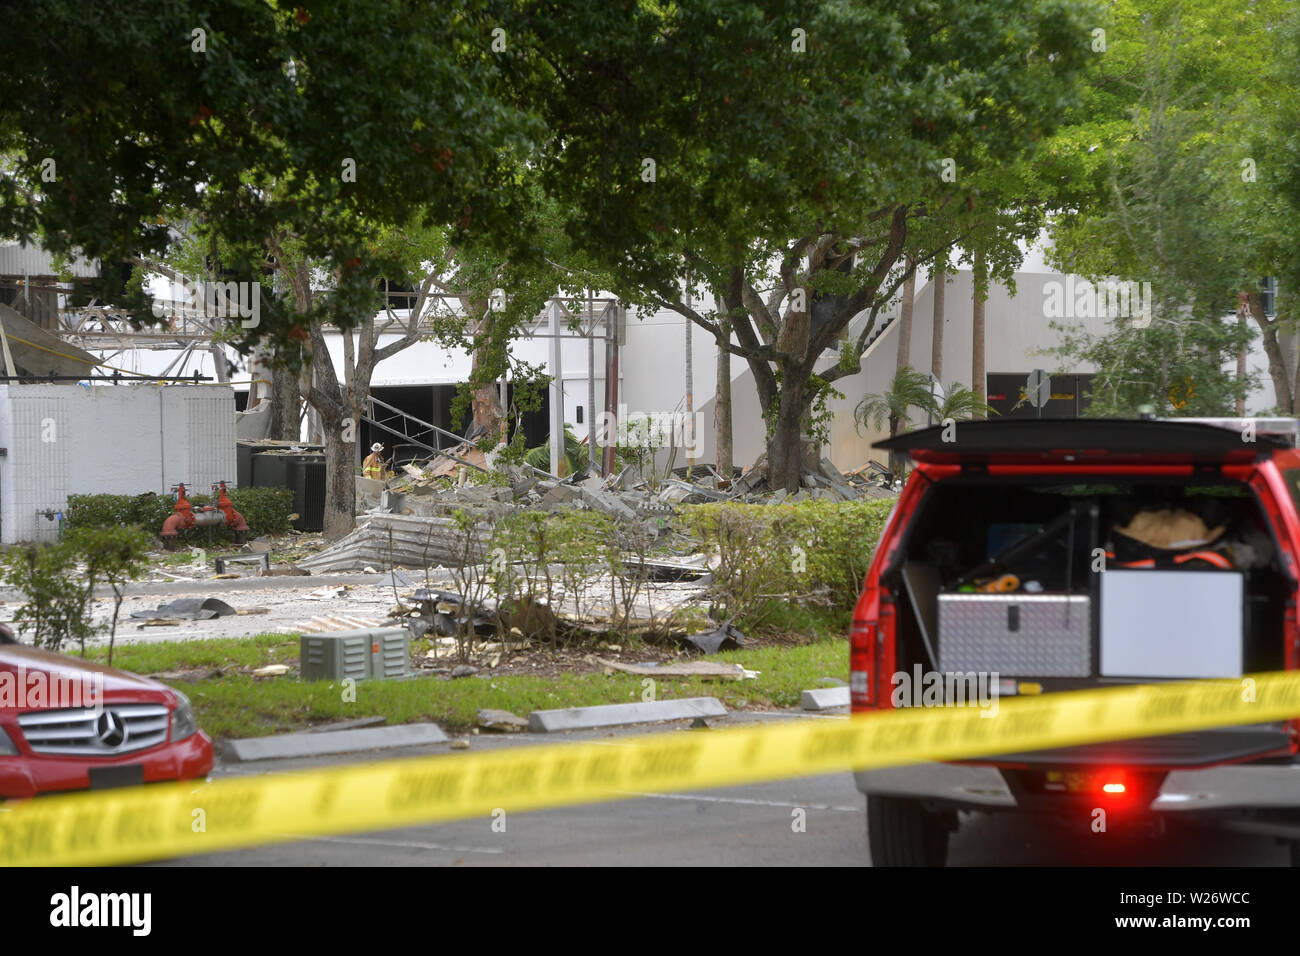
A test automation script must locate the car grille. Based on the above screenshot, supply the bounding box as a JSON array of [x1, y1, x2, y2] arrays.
[[17, 704, 170, 756]]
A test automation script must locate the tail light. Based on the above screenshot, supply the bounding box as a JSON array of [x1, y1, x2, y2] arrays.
[[849, 619, 875, 708]]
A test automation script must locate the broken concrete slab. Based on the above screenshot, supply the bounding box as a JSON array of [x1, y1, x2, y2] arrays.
[[800, 686, 851, 711], [528, 697, 727, 732], [476, 708, 529, 732], [540, 484, 581, 509], [580, 486, 636, 520], [224, 722, 449, 761]]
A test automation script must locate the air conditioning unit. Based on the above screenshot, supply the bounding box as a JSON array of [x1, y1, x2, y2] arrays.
[[300, 627, 410, 681]]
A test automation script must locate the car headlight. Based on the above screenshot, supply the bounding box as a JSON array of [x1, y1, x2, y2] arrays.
[[171, 692, 199, 741], [0, 726, 19, 756]]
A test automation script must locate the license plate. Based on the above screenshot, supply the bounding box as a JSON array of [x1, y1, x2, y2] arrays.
[[88, 765, 145, 790]]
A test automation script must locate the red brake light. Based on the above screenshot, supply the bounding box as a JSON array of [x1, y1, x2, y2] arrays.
[[849, 620, 875, 707]]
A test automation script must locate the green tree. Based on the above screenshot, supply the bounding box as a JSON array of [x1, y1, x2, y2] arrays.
[[934, 382, 997, 422], [0, 1, 544, 346], [855, 367, 937, 440], [72, 527, 152, 667], [0, 527, 149, 660], [513, 0, 1097, 490], [1042, 0, 1290, 415]]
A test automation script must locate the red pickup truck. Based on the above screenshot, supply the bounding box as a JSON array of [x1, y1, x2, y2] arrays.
[[851, 419, 1300, 866]]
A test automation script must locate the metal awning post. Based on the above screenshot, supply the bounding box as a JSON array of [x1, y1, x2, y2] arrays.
[[548, 299, 564, 476]]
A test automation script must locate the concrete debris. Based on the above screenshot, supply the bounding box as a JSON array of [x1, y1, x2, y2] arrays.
[[306, 585, 347, 599], [252, 664, 291, 677], [450, 664, 479, 678], [476, 708, 529, 732], [362, 451, 894, 531]]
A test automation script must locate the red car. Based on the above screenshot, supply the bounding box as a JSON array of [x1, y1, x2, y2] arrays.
[[0, 630, 213, 800], [851, 418, 1300, 865]]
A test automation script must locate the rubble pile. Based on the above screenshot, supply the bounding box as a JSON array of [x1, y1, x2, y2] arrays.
[[357, 450, 896, 522]]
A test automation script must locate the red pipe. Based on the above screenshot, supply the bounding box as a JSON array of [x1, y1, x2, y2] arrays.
[[214, 482, 248, 543], [160, 484, 195, 548], [160, 482, 248, 547]]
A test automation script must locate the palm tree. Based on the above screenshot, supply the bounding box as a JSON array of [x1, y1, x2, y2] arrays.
[[934, 381, 997, 422], [855, 366, 936, 439]]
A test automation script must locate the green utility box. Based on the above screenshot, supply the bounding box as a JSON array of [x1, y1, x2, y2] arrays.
[[299, 627, 411, 681]]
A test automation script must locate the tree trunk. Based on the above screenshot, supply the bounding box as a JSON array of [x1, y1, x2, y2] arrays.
[[1246, 291, 1292, 414], [466, 297, 504, 438], [715, 327, 733, 478], [269, 364, 300, 441], [767, 372, 806, 492], [1235, 293, 1248, 416], [469, 352, 504, 438], [931, 263, 945, 381], [1292, 328, 1300, 417], [895, 257, 915, 373], [321, 419, 357, 542], [971, 252, 987, 418]]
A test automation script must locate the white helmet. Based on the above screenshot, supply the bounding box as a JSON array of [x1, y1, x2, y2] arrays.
[[370, 442, 384, 452]]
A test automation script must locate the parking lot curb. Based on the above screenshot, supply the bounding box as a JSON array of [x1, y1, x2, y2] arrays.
[[224, 723, 449, 762], [800, 687, 850, 711], [528, 697, 728, 732]]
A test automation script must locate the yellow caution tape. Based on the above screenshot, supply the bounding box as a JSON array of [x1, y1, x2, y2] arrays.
[[3, 670, 1300, 866]]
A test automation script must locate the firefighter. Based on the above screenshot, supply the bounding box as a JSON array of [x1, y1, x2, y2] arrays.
[[362, 442, 388, 481]]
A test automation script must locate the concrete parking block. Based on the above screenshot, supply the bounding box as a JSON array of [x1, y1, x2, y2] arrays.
[[800, 687, 850, 711], [528, 697, 727, 733], [225, 723, 448, 762]]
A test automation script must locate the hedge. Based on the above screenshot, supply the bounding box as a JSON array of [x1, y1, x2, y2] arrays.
[[65, 487, 296, 542]]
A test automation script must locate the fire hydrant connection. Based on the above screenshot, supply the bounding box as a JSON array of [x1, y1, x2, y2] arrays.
[[160, 481, 249, 548]]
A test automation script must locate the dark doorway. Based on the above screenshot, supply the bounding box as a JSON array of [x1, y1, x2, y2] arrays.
[[361, 383, 552, 465], [986, 372, 1095, 419]]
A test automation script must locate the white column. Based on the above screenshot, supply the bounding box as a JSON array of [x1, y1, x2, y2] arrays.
[[548, 300, 564, 476]]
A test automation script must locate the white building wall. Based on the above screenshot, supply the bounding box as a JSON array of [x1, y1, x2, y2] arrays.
[[0, 384, 235, 543]]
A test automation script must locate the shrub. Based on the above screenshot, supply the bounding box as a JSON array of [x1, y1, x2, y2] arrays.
[[487, 509, 617, 643], [678, 498, 896, 628], [227, 487, 295, 536], [1, 526, 151, 657]]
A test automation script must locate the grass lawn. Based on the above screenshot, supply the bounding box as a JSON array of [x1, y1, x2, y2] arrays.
[[85, 634, 849, 739]]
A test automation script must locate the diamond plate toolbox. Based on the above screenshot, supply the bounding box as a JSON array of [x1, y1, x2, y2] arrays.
[[938, 594, 1091, 677]]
